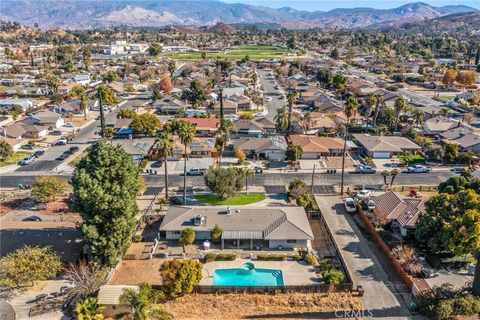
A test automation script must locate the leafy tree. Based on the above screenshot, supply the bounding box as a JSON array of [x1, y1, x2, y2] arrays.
[[71, 141, 140, 266], [234, 147, 246, 164], [182, 80, 206, 107], [31, 176, 70, 203], [160, 259, 203, 297], [443, 143, 458, 164], [179, 227, 195, 251], [274, 105, 290, 132], [0, 246, 62, 288], [438, 176, 469, 194], [159, 74, 173, 95], [204, 167, 242, 199], [330, 47, 340, 59], [119, 283, 167, 320], [415, 190, 480, 296], [332, 72, 347, 91], [130, 113, 161, 136], [178, 122, 196, 204], [393, 97, 410, 132], [156, 131, 174, 199], [442, 69, 457, 89], [322, 269, 345, 285], [167, 61, 176, 78], [0, 140, 14, 162], [148, 43, 163, 56], [456, 71, 477, 89], [286, 144, 303, 161], [210, 224, 222, 243], [71, 85, 86, 98], [97, 86, 120, 106], [75, 297, 104, 320], [117, 109, 137, 119], [103, 71, 118, 83], [316, 68, 333, 88]]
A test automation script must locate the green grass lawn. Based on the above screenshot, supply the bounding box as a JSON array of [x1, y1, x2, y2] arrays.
[[399, 154, 426, 164], [160, 45, 290, 61], [195, 193, 266, 205], [435, 95, 455, 102], [0, 151, 31, 167]]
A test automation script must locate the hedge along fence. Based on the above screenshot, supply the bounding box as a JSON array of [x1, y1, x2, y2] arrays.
[[357, 207, 414, 291]]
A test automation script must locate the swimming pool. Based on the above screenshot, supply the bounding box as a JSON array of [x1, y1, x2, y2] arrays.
[[213, 263, 284, 286]]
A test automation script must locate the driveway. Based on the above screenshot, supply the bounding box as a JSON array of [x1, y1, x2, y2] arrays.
[[314, 195, 418, 319]]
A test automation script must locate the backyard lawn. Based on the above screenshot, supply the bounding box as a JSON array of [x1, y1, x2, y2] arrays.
[[0, 151, 31, 167], [195, 193, 266, 205], [160, 45, 290, 60]]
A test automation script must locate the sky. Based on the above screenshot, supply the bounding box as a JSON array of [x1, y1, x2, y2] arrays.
[[221, 0, 480, 11]]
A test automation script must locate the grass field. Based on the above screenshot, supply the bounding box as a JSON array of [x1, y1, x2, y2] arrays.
[[160, 45, 290, 61], [0, 151, 31, 167], [195, 193, 266, 205]]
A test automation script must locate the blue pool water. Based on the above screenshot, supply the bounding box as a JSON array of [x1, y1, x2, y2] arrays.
[[213, 263, 284, 286]]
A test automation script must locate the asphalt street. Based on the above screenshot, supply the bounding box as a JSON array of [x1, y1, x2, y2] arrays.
[[0, 170, 457, 189], [258, 69, 286, 120]]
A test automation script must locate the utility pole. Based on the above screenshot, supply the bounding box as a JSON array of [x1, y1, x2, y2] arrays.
[[311, 164, 316, 194], [98, 87, 106, 138], [219, 87, 224, 122], [340, 125, 348, 196]]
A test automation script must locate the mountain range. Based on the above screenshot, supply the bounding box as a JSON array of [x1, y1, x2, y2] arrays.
[[0, 0, 478, 29]]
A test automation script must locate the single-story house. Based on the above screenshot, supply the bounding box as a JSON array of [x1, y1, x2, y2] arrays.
[[30, 110, 65, 129], [233, 136, 287, 161], [371, 191, 425, 238], [423, 115, 461, 136], [0, 137, 24, 151], [233, 118, 276, 136], [159, 206, 314, 250], [305, 112, 336, 135], [189, 138, 216, 158], [177, 118, 219, 137], [0, 98, 33, 112], [352, 134, 421, 159], [152, 96, 186, 115], [97, 285, 138, 318], [114, 138, 156, 162], [440, 128, 480, 153], [288, 135, 346, 158], [211, 99, 237, 115]]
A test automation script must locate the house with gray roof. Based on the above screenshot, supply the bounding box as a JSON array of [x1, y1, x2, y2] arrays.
[[371, 191, 425, 238], [233, 136, 287, 160], [440, 127, 480, 153], [352, 133, 421, 159], [159, 206, 314, 250]]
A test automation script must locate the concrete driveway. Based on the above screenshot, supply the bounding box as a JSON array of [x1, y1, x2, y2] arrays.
[[315, 195, 419, 319]]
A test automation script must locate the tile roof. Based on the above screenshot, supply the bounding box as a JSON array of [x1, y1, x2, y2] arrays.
[[372, 191, 425, 228], [289, 135, 345, 153], [352, 134, 421, 152]]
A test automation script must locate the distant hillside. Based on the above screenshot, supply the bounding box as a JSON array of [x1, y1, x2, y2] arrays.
[[230, 22, 283, 30], [0, 0, 477, 29], [391, 11, 480, 32], [207, 22, 237, 34]]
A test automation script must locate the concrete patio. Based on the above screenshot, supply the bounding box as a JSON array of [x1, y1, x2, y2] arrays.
[[200, 258, 317, 286]]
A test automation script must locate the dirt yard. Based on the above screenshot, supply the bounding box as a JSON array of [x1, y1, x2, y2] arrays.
[[163, 292, 363, 320]]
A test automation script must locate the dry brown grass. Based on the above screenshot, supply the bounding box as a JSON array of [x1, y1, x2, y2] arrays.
[[163, 292, 363, 320]]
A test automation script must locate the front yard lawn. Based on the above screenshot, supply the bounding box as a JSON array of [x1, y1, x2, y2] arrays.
[[399, 154, 425, 164], [195, 193, 266, 205], [0, 151, 31, 167]]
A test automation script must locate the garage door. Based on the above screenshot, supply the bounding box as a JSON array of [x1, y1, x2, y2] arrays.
[[302, 152, 318, 159], [373, 152, 390, 159]]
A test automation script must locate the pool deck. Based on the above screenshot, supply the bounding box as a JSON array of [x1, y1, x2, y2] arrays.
[[201, 258, 317, 286]]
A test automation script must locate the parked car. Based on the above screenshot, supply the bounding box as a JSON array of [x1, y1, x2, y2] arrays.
[[64, 123, 74, 128], [151, 160, 164, 168], [50, 130, 62, 136], [254, 166, 263, 173], [33, 150, 45, 158], [55, 139, 68, 146], [362, 199, 376, 211], [18, 156, 35, 166], [22, 215, 42, 222], [420, 268, 439, 279], [56, 153, 68, 161], [355, 189, 371, 200], [265, 97, 272, 102], [450, 167, 466, 173], [354, 165, 376, 174], [344, 197, 357, 213], [68, 146, 79, 154], [21, 144, 34, 150], [186, 168, 205, 176], [405, 165, 431, 173]]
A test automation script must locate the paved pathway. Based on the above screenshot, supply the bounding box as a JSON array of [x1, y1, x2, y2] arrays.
[[315, 195, 420, 319]]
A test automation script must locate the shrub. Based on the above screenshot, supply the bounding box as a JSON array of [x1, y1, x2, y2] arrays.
[[322, 269, 345, 285], [292, 254, 302, 261], [139, 159, 148, 170], [204, 253, 236, 263], [257, 254, 286, 261], [305, 254, 318, 266], [160, 259, 203, 297], [132, 235, 143, 243], [210, 224, 222, 244], [318, 258, 334, 271]]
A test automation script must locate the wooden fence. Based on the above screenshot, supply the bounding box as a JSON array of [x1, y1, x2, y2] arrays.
[[194, 283, 354, 294], [357, 208, 414, 290]]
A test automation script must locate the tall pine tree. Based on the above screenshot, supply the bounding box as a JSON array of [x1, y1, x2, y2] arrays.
[[71, 140, 140, 266]]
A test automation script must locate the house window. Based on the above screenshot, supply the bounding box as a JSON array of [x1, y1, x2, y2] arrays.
[[287, 240, 297, 244], [171, 231, 181, 235]]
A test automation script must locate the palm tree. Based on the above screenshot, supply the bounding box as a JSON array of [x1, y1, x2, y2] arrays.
[[119, 283, 161, 320], [364, 92, 376, 132], [340, 96, 358, 195], [241, 167, 255, 191], [440, 107, 452, 117], [393, 97, 409, 132], [215, 119, 233, 166], [157, 131, 174, 200], [75, 297, 104, 320], [411, 109, 424, 126], [178, 122, 196, 205], [274, 106, 290, 132], [79, 94, 89, 120], [390, 169, 399, 189], [381, 170, 390, 189], [299, 112, 312, 134], [285, 91, 298, 131], [373, 93, 384, 127]]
